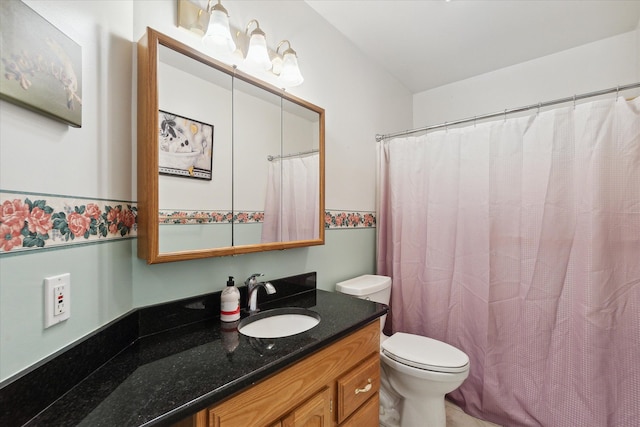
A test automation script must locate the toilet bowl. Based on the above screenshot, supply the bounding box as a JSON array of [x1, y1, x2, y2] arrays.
[[336, 275, 470, 427]]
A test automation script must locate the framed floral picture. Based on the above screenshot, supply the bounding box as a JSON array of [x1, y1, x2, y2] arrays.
[[0, 0, 82, 127], [159, 110, 214, 180]]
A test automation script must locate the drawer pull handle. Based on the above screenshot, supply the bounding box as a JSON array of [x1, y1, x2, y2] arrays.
[[355, 378, 372, 395]]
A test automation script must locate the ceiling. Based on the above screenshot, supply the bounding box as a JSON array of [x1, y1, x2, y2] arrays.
[[305, 0, 640, 94]]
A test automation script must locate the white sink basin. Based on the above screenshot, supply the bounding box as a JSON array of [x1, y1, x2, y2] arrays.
[[238, 308, 320, 338]]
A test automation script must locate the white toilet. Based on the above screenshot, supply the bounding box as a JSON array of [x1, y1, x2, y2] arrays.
[[336, 275, 470, 427]]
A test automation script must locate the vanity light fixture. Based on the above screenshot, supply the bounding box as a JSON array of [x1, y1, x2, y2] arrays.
[[178, 1, 305, 87], [202, 0, 236, 53], [275, 40, 304, 87], [243, 19, 272, 71]]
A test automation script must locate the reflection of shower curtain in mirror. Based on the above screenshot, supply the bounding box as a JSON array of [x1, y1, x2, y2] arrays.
[[261, 153, 319, 243]]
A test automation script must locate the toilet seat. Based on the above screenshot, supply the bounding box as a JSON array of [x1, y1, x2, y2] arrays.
[[381, 332, 469, 373]]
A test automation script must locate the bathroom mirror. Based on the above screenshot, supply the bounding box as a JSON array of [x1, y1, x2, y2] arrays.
[[137, 28, 325, 263]]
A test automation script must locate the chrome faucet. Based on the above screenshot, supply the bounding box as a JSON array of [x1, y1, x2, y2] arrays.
[[245, 273, 276, 313]]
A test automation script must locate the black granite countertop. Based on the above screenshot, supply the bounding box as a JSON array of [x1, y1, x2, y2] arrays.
[[0, 273, 386, 427]]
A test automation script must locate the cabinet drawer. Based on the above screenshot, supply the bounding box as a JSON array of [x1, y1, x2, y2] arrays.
[[337, 354, 380, 423], [340, 392, 379, 427]]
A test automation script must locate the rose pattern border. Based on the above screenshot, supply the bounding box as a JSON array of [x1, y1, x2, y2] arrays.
[[159, 210, 264, 224], [159, 209, 376, 229], [1, 191, 137, 254], [325, 210, 376, 229], [1, 191, 375, 256]]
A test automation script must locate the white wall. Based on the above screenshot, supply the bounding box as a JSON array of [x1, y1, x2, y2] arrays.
[[413, 30, 639, 128], [0, 0, 134, 200]]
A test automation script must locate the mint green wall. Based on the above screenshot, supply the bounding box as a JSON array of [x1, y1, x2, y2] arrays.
[[133, 229, 376, 306], [0, 241, 134, 380]]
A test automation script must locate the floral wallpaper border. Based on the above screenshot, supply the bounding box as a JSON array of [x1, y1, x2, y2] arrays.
[[1, 191, 137, 254], [325, 210, 376, 229], [1, 191, 375, 256], [159, 209, 376, 229], [159, 210, 263, 224]]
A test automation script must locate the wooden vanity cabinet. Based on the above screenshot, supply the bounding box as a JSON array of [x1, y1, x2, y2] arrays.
[[173, 320, 380, 427]]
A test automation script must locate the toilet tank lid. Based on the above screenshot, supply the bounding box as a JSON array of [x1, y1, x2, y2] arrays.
[[335, 274, 391, 295]]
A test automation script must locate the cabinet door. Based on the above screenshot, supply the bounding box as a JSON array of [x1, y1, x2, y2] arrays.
[[282, 388, 331, 427]]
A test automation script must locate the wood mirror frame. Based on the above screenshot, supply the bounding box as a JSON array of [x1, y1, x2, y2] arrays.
[[137, 28, 325, 264]]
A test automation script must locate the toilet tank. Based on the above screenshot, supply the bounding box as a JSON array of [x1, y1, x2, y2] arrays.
[[335, 274, 392, 304], [336, 275, 392, 334]]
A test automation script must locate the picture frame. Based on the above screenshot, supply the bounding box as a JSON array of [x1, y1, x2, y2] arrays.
[[159, 110, 214, 180], [0, 0, 82, 127]]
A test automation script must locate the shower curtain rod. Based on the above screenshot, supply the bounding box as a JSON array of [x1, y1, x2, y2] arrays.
[[267, 148, 319, 161], [375, 81, 640, 142]]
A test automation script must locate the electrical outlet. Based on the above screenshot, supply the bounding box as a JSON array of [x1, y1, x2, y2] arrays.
[[44, 273, 71, 328], [53, 285, 65, 315]]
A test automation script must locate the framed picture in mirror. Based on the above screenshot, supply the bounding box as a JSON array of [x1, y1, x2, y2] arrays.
[[158, 110, 214, 180]]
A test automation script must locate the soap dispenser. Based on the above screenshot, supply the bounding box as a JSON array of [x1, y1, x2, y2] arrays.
[[220, 276, 240, 322]]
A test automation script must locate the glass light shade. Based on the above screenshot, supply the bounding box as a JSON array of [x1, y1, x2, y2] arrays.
[[278, 52, 304, 87], [244, 33, 272, 71], [203, 9, 236, 53]]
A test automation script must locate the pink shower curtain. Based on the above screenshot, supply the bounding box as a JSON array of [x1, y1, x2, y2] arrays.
[[261, 153, 319, 243], [377, 97, 640, 426]]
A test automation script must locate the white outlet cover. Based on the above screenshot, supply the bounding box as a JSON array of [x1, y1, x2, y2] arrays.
[[44, 273, 71, 328]]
